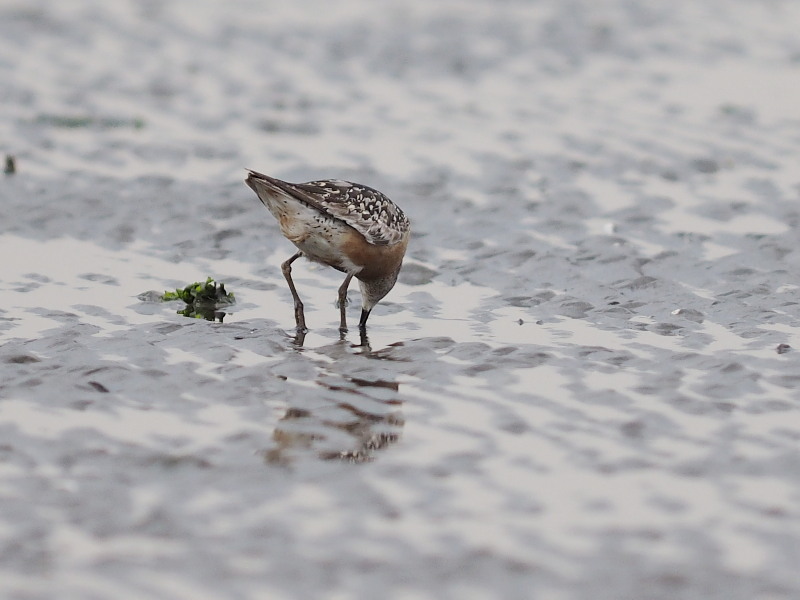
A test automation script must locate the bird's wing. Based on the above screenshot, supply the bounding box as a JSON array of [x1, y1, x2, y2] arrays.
[[247, 171, 410, 246]]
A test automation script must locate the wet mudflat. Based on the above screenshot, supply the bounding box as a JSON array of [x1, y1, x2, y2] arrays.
[[2, 1, 800, 599]]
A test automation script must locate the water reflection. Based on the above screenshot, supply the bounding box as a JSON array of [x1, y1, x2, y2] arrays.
[[292, 327, 372, 351], [176, 305, 228, 322], [266, 330, 403, 465]]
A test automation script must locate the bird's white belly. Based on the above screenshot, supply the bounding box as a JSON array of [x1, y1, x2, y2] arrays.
[[263, 191, 361, 273]]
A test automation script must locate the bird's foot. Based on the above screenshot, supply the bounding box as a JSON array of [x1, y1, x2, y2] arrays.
[[292, 328, 307, 347], [357, 327, 370, 350]]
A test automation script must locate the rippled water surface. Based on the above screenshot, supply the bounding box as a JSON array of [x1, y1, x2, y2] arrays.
[[2, 1, 800, 598]]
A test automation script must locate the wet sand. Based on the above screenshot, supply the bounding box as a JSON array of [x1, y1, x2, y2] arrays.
[[2, 1, 800, 598]]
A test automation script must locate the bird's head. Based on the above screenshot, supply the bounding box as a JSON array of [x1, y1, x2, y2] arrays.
[[357, 266, 402, 328]]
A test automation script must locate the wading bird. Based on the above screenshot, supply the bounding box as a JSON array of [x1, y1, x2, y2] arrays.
[[246, 170, 410, 333]]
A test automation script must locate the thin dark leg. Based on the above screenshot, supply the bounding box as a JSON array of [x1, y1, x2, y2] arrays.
[[281, 251, 306, 331], [358, 308, 371, 331], [337, 272, 354, 333]]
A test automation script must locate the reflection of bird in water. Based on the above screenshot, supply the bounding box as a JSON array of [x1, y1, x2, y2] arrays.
[[265, 377, 404, 465], [245, 171, 411, 333]]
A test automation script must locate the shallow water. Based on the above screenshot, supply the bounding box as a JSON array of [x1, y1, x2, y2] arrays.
[[2, 1, 800, 598]]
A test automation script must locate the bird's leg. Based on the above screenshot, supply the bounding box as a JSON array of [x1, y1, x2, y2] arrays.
[[358, 308, 371, 331], [337, 272, 354, 334], [281, 251, 306, 332]]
